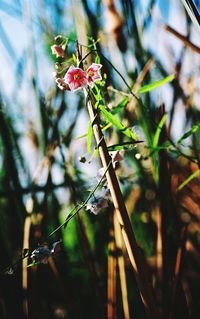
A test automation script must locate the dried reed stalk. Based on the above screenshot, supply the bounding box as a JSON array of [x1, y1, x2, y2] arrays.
[[164, 25, 200, 54], [22, 198, 33, 318], [107, 212, 116, 319], [155, 205, 163, 314], [87, 99, 159, 319], [169, 226, 189, 319], [114, 210, 130, 319]]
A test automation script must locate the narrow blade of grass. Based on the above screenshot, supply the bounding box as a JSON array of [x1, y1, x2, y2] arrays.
[[111, 97, 129, 114], [177, 169, 200, 191], [138, 74, 175, 94], [107, 141, 143, 152], [153, 114, 167, 147], [178, 122, 200, 144], [87, 120, 93, 154], [98, 104, 138, 141]]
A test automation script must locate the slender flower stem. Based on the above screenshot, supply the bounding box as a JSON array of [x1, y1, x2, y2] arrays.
[[2, 161, 112, 275], [86, 93, 159, 319], [47, 160, 112, 238]]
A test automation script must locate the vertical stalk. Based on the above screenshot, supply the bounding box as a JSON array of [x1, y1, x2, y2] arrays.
[[87, 99, 159, 319], [107, 212, 116, 319], [114, 210, 130, 319], [22, 198, 33, 318], [169, 226, 189, 319], [155, 205, 163, 315]]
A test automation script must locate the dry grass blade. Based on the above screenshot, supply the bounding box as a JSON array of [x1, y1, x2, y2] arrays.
[[114, 210, 130, 319], [164, 25, 200, 54], [169, 226, 190, 319], [155, 206, 163, 314]]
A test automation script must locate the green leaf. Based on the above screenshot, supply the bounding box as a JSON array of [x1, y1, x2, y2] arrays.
[[76, 132, 87, 139], [102, 122, 112, 131], [87, 121, 93, 154], [98, 104, 138, 141], [107, 141, 143, 151], [93, 148, 99, 158], [76, 122, 112, 141], [178, 123, 200, 143], [72, 54, 77, 64], [177, 169, 200, 191], [68, 30, 77, 42], [27, 262, 38, 268], [138, 74, 175, 94], [111, 97, 129, 114], [95, 55, 101, 64], [153, 114, 167, 147]]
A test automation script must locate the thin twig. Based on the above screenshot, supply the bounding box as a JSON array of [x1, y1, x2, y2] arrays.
[[164, 25, 200, 54]]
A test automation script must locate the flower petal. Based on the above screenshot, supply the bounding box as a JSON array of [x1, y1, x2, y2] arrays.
[[87, 63, 102, 86], [64, 66, 88, 92]]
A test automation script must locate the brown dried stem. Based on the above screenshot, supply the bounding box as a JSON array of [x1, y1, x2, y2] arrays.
[[164, 25, 200, 54], [22, 198, 33, 318], [114, 210, 130, 319], [86, 98, 159, 319], [107, 211, 117, 319]]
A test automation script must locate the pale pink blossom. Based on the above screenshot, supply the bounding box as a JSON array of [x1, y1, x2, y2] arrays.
[[111, 151, 123, 164], [86, 63, 102, 87], [64, 66, 88, 92], [86, 196, 109, 215], [96, 167, 106, 183], [112, 151, 123, 169], [51, 44, 65, 58]]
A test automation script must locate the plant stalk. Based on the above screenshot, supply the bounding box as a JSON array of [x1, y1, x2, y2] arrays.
[[86, 99, 159, 319]]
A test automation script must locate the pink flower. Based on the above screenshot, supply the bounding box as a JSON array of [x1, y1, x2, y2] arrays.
[[111, 151, 123, 164], [51, 44, 65, 58], [87, 63, 102, 87], [112, 151, 123, 169], [64, 66, 88, 92]]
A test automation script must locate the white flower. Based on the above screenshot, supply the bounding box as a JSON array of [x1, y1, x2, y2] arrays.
[[86, 196, 109, 215], [96, 167, 107, 184], [31, 247, 51, 264], [51, 241, 62, 256]]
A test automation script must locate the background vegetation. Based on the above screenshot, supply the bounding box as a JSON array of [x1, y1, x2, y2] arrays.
[[0, 1, 200, 318]]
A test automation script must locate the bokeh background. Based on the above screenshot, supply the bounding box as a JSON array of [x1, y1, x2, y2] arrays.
[[0, 1, 200, 319]]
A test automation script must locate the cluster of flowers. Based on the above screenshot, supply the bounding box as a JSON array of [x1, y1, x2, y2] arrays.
[[54, 64, 102, 92], [51, 42, 102, 92], [86, 151, 123, 215], [30, 240, 62, 265]]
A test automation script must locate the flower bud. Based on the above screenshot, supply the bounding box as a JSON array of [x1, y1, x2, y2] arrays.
[[55, 77, 70, 91], [51, 44, 65, 58]]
